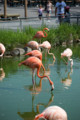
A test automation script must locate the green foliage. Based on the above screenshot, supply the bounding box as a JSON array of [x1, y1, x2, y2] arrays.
[[0, 24, 80, 51]]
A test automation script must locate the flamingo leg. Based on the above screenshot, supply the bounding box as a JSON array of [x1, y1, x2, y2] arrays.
[[0, 57, 3, 68], [32, 69, 36, 85], [39, 38, 41, 44], [62, 57, 68, 65]]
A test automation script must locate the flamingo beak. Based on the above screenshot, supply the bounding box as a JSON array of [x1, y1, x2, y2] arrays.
[[51, 84, 54, 91], [48, 29, 50, 32]]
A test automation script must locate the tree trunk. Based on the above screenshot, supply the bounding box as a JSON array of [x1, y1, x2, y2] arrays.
[[4, 0, 7, 18], [24, 0, 27, 18]]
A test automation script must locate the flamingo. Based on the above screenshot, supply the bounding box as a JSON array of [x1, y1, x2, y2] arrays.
[[34, 106, 67, 120], [33, 28, 49, 43], [25, 50, 42, 61], [25, 50, 45, 71], [0, 43, 5, 57], [39, 41, 55, 61], [61, 48, 73, 68], [25, 41, 39, 50], [19, 56, 54, 91]]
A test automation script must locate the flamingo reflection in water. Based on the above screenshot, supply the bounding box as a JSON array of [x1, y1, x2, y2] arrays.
[[17, 91, 54, 120], [0, 68, 5, 81], [24, 78, 43, 95], [44, 59, 55, 80], [19, 56, 54, 91], [61, 68, 73, 89]]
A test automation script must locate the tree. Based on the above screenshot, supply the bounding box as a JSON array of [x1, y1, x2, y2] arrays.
[[4, 0, 7, 18], [24, 0, 27, 18]]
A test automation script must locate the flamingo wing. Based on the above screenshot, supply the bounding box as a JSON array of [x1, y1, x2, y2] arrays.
[[34, 31, 45, 38], [25, 50, 42, 60], [27, 41, 39, 50], [39, 41, 51, 49], [19, 56, 42, 69], [43, 106, 67, 120]]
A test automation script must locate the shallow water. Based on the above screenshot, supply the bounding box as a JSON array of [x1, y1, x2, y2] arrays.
[[0, 45, 80, 120]]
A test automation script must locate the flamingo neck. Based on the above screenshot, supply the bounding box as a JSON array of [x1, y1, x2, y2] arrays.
[[48, 49, 55, 61], [37, 67, 53, 85], [43, 29, 47, 38]]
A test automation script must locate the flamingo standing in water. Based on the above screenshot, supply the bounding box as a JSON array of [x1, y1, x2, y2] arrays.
[[33, 28, 49, 43], [34, 106, 67, 120], [39, 41, 55, 61], [25, 50, 45, 72], [0, 43, 5, 57], [19, 56, 54, 91], [61, 48, 73, 68], [25, 41, 39, 50]]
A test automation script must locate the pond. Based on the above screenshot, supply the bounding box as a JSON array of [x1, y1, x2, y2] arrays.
[[0, 45, 80, 120]]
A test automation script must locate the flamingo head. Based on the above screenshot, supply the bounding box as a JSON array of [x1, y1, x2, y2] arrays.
[[34, 113, 44, 120], [44, 28, 49, 32]]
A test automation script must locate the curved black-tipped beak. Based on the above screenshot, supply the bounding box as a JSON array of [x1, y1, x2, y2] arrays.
[[51, 84, 54, 91]]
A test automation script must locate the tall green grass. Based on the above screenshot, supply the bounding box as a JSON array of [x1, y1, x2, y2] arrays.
[[0, 24, 80, 51]]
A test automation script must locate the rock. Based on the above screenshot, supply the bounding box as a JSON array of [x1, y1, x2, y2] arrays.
[[11, 48, 25, 56]]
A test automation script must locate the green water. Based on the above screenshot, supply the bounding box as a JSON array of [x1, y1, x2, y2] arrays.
[[0, 45, 80, 120]]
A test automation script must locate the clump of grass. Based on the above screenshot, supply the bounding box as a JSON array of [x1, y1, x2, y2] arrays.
[[0, 24, 80, 51]]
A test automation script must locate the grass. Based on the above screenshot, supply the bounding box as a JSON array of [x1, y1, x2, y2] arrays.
[[0, 23, 80, 51]]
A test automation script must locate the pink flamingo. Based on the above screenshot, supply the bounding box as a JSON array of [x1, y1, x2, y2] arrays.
[[19, 56, 54, 91], [25, 50, 42, 61], [0, 43, 5, 57], [34, 106, 67, 120], [39, 41, 55, 61], [61, 48, 73, 68], [25, 50, 45, 71], [25, 41, 39, 50], [33, 28, 49, 43]]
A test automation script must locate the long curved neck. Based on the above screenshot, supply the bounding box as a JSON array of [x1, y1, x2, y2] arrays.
[[41, 64, 45, 72], [43, 28, 47, 38], [37, 66, 53, 85], [48, 49, 55, 61]]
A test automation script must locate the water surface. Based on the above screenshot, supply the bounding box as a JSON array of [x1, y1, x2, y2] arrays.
[[0, 45, 80, 120]]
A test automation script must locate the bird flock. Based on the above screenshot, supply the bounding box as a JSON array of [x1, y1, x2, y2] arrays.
[[0, 27, 73, 120]]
